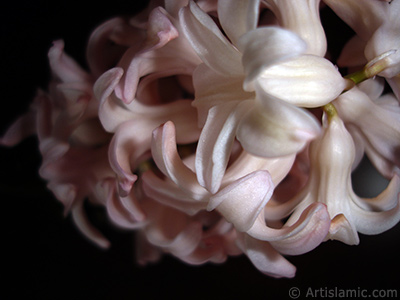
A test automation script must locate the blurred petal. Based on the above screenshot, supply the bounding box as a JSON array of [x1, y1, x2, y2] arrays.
[[218, 0, 260, 46], [71, 201, 110, 249]]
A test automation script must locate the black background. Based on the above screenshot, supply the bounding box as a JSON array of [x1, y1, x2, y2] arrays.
[[1, 1, 399, 299]]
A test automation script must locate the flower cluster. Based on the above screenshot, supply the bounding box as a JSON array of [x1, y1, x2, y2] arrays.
[[2, 0, 400, 278]]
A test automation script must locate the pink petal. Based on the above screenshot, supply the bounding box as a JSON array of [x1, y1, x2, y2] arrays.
[[270, 203, 330, 255], [248, 203, 329, 248], [71, 201, 110, 249], [48, 40, 92, 84], [237, 233, 296, 278], [209, 170, 274, 232], [151, 121, 206, 193], [142, 171, 208, 215]]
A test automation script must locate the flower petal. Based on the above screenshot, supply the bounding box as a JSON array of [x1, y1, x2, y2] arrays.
[[196, 101, 251, 193], [236, 233, 296, 278], [192, 63, 253, 127], [263, 0, 327, 56], [151, 121, 205, 194], [71, 201, 110, 249], [237, 91, 321, 158], [258, 55, 348, 107], [208, 170, 274, 232], [218, 0, 260, 46], [238, 26, 307, 91], [350, 192, 400, 235], [179, 1, 243, 76], [248, 203, 329, 246]]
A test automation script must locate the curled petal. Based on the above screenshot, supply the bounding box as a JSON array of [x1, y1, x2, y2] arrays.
[[196, 101, 251, 193], [108, 121, 148, 196], [350, 192, 400, 235], [248, 203, 329, 247], [142, 171, 208, 215], [208, 170, 274, 232], [142, 7, 179, 51], [355, 174, 400, 212], [115, 7, 199, 104], [71, 201, 110, 249], [102, 179, 146, 229], [86, 17, 138, 78], [151, 121, 205, 194], [236, 233, 296, 278], [328, 214, 359, 245], [223, 151, 295, 187], [179, 1, 243, 76], [48, 40, 92, 83], [270, 203, 330, 255]]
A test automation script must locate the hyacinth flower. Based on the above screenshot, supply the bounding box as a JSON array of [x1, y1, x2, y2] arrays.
[[181, 0, 349, 194], [1, 41, 115, 248], [139, 120, 331, 277], [94, 2, 205, 199], [281, 105, 400, 245]]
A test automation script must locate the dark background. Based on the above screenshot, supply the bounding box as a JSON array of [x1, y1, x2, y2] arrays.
[[1, 1, 399, 299]]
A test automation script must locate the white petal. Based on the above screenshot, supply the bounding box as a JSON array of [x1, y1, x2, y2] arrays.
[[195, 101, 251, 193], [263, 0, 327, 56], [238, 27, 307, 91], [192, 63, 253, 127], [258, 55, 348, 107], [218, 0, 260, 46], [237, 91, 321, 158], [179, 1, 242, 76]]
